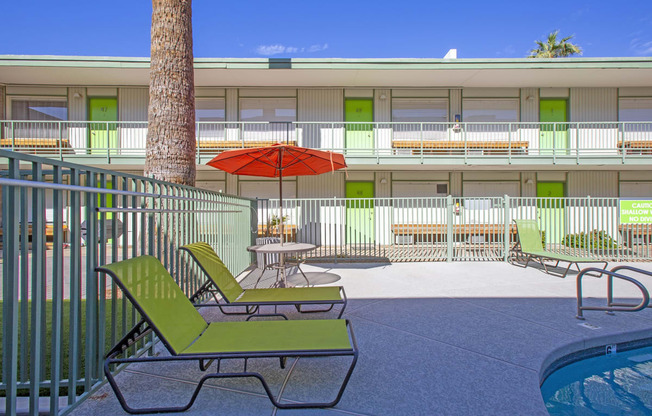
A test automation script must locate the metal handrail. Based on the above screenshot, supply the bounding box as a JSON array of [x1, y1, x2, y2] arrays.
[[0, 177, 251, 208], [96, 207, 242, 214], [607, 266, 652, 308], [576, 267, 650, 320]]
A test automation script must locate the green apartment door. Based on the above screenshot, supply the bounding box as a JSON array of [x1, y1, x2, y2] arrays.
[[89, 97, 118, 154], [540, 99, 568, 154], [537, 182, 565, 245], [345, 99, 374, 152], [345, 182, 375, 244]]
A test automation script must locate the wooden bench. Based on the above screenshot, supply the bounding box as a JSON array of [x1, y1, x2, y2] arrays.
[[392, 140, 529, 155], [197, 140, 297, 153], [257, 224, 297, 242], [0, 224, 70, 248], [392, 223, 516, 244], [0, 138, 73, 154], [618, 141, 652, 155]]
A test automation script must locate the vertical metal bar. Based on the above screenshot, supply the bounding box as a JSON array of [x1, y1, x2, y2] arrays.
[[447, 195, 453, 262], [97, 173, 108, 382], [3, 158, 20, 416], [29, 162, 46, 415], [49, 165, 64, 415], [508, 123, 512, 164], [68, 168, 81, 404], [575, 123, 580, 165], [19, 185, 29, 383], [504, 195, 510, 262], [84, 172, 98, 393]]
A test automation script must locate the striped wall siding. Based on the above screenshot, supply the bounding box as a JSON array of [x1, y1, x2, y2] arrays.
[[567, 171, 619, 197], [0, 85, 5, 119], [298, 89, 344, 148], [297, 171, 346, 198], [297, 89, 343, 121], [375, 89, 391, 149], [118, 88, 148, 121], [520, 88, 538, 122], [68, 87, 86, 121], [450, 172, 462, 196], [570, 87, 618, 122], [118, 88, 149, 150], [225, 88, 238, 121], [67, 87, 87, 150], [450, 89, 462, 120], [375, 171, 391, 198], [521, 172, 537, 197], [225, 88, 239, 141]]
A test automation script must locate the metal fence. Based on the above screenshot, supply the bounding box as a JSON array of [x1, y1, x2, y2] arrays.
[[2, 120, 651, 162], [257, 196, 652, 262], [0, 149, 256, 415]]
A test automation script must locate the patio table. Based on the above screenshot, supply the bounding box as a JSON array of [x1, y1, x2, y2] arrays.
[[247, 242, 316, 288]]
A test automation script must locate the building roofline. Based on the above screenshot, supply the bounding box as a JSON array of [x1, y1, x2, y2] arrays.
[[1, 54, 651, 70]]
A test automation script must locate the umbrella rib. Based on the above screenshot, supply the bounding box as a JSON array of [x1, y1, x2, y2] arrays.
[[283, 149, 328, 175]]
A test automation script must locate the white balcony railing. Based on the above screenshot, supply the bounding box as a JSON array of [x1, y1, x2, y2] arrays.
[[1, 120, 651, 162]]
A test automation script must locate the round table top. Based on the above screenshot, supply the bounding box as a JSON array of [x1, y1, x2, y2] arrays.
[[248, 242, 316, 254]]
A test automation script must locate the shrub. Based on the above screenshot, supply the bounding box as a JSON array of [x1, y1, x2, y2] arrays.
[[562, 230, 618, 250]]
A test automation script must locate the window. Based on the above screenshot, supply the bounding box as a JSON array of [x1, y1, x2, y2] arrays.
[[11, 99, 67, 121], [464, 181, 520, 199], [195, 98, 225, 140], [10, 98, 68, 139], [392, 98, 448, 141], [240, 98, 296, 122], [195, 98, 225, 122], [462, 99, 519, 122], [619, 98, 652, 121], [240, 98, 296, 142], [393, 182, 448, 197], [392, 99, 448, 122]]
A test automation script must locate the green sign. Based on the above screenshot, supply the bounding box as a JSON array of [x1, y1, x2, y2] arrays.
[[620, 200, 652, 224]]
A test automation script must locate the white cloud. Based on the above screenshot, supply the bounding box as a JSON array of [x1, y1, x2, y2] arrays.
[[630, 38, 652, 56], [307, 43, 328, 53], [255, 43, 328, 56], [255, 44, 288, 56]]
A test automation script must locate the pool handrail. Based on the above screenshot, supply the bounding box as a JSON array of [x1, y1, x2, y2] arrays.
[[576, 266, 650, 320], [607, 266, 652, 309]]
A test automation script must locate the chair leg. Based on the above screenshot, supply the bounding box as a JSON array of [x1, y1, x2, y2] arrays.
[[218, 304, 260, 315], [105, 354, 358, 413], [295, 303, 335, 314]]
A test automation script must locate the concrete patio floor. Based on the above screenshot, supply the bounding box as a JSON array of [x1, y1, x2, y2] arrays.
[[69, 260, 652, 416]]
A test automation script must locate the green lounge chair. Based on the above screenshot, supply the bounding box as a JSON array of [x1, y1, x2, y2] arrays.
[[97, 256, 358, 414], [180, 242, 347, 318], [512, 219, 608, 278]]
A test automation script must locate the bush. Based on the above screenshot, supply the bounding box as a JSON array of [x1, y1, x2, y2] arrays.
[[562, 230, 618, 250]]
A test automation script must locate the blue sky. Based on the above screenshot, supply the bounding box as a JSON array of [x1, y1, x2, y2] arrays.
[[1, 0, 651, 58]]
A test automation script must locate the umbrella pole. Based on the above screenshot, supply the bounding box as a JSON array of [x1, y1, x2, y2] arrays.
[[279, 171, 284, 246]]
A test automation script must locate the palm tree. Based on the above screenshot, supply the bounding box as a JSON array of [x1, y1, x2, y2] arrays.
[[528, 30, 582, 58], [144, 0, 196, 186]]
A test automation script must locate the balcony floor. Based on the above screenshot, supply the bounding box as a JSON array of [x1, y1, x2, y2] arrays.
[[69, 260, 652, 416]]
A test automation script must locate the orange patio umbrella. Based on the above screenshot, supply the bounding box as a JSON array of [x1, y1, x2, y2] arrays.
[[206, 143, 347, 244]]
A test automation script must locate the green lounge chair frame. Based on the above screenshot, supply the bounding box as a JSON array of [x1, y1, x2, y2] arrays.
[[180, 242, 347, 319], [511, 219, 608, 278], [97, 256, 358, 414]]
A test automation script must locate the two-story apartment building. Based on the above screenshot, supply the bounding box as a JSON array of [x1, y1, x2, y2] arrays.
[[1, 55, 651, 260], [1, 55, 651, 201]]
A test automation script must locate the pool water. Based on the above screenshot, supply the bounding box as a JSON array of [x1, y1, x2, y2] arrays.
[[541, 345, 652, 415]]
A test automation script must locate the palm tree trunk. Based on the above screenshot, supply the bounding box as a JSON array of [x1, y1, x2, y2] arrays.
[[144, 0, 196, 186]]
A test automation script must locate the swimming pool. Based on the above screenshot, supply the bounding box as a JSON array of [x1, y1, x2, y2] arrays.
[[541, 345, 652, 415]]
